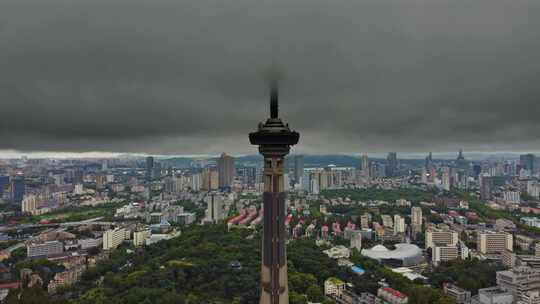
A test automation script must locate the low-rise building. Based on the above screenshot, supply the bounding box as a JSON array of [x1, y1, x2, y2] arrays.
[[78, 238, 102, 250], [377, 287, 408, 304], [516, 235, 535, 252], [471, 287, 513, 304], [324, 246, 351, 259], [521, 218, 540, 229], [443, 283, 471, 304], [133, 229, 151, 247], [324, 277, 346, 298], [27, 241, 63, 258], [496, 266, 540, 301], [177, 212, 196, 226]]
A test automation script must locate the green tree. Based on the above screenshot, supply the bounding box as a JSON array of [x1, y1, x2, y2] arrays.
[[306, 285, 324, 302], [289, 291, 308, 304]]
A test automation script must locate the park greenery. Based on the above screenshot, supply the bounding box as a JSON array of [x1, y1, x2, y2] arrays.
[[9, 225, 339, 304], [427, 259, 505, 294]]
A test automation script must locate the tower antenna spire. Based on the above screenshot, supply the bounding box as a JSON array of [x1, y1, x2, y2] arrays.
[[270, 80, 278, 118]]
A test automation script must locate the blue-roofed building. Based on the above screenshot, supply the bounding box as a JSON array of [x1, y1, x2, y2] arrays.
[[351, 265, 365, 276], [150, 219, 172, 233]]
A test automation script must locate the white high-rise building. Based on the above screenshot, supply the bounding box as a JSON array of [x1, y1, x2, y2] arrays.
[[442, 167, 451, 191], [191, 173, 202, 191], [205, 192, 224, 224], [411, 206, 423, 227], [350, 230, 362, 251], [21, 194, 38, 214], [394, 215, 406, 234], [301, 171, 310, 191], [311, 178, 319, 195], [527, 181, 540, 199], [283, 173, 290, 191], [381, 215, 393, 228], [361, 154, 370, 179], [103, 228, 127, 250]]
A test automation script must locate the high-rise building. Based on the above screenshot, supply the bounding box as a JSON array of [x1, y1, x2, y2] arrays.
[[520, 154, 535, 172], [360, 213, 371, 229], [237, 166, 257, 187], [95, 173, 106, 190], [293, 155, 304, 184], [249, 80, 299, 304], [527, 181, 540, 199], [350, 231, 362, 251], [477, 231, 513, 254], [0, 175, 9, 192], [145, 156, 154, 181], [205, 193, 224, 224], [153, 162, 162, 180], [217, 153, 235, 189], [10, 175, 25, 204], [381, 214, 393, 228], [201, 167, 219, 191], [480, 174, 494, 200], [361, 154, 370, 179], [456, 149, 469, 172], [386, 152, 398, 177], [394, 215, 405, 234], [411, 207, 423, 227], [21, 194, 38, 214], [191, 172, 202, 191], [442, 167, 451, 191], [103, 228, 127, 250], [73, 168, 84, 184], [425, 152, 433, 170]]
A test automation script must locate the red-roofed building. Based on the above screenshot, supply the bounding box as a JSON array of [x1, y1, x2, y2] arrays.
[[321, 225, 329, 239], [332, 222, 342, 235], [377, 287, 408, 304], [465, 212, 479, 220], [0, 282, 20, 302]]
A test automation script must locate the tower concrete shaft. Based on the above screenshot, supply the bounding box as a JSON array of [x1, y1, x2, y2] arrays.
[[260, 157, 288, 304], [249, 81, 299, 304]]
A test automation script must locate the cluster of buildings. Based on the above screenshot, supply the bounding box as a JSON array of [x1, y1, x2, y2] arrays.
[[324, 277, 409, 304]]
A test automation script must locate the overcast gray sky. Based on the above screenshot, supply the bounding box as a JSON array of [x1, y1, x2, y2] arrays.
[[1, 0, 540, 156]]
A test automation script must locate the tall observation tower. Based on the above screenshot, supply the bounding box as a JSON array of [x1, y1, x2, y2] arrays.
[[249, 81, 299, 304]]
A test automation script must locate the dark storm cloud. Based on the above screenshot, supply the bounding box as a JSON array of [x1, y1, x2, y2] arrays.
[[1, 0, 540, 155]]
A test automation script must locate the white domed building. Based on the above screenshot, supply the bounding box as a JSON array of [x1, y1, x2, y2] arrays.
[[361, 243, 424, 267]]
